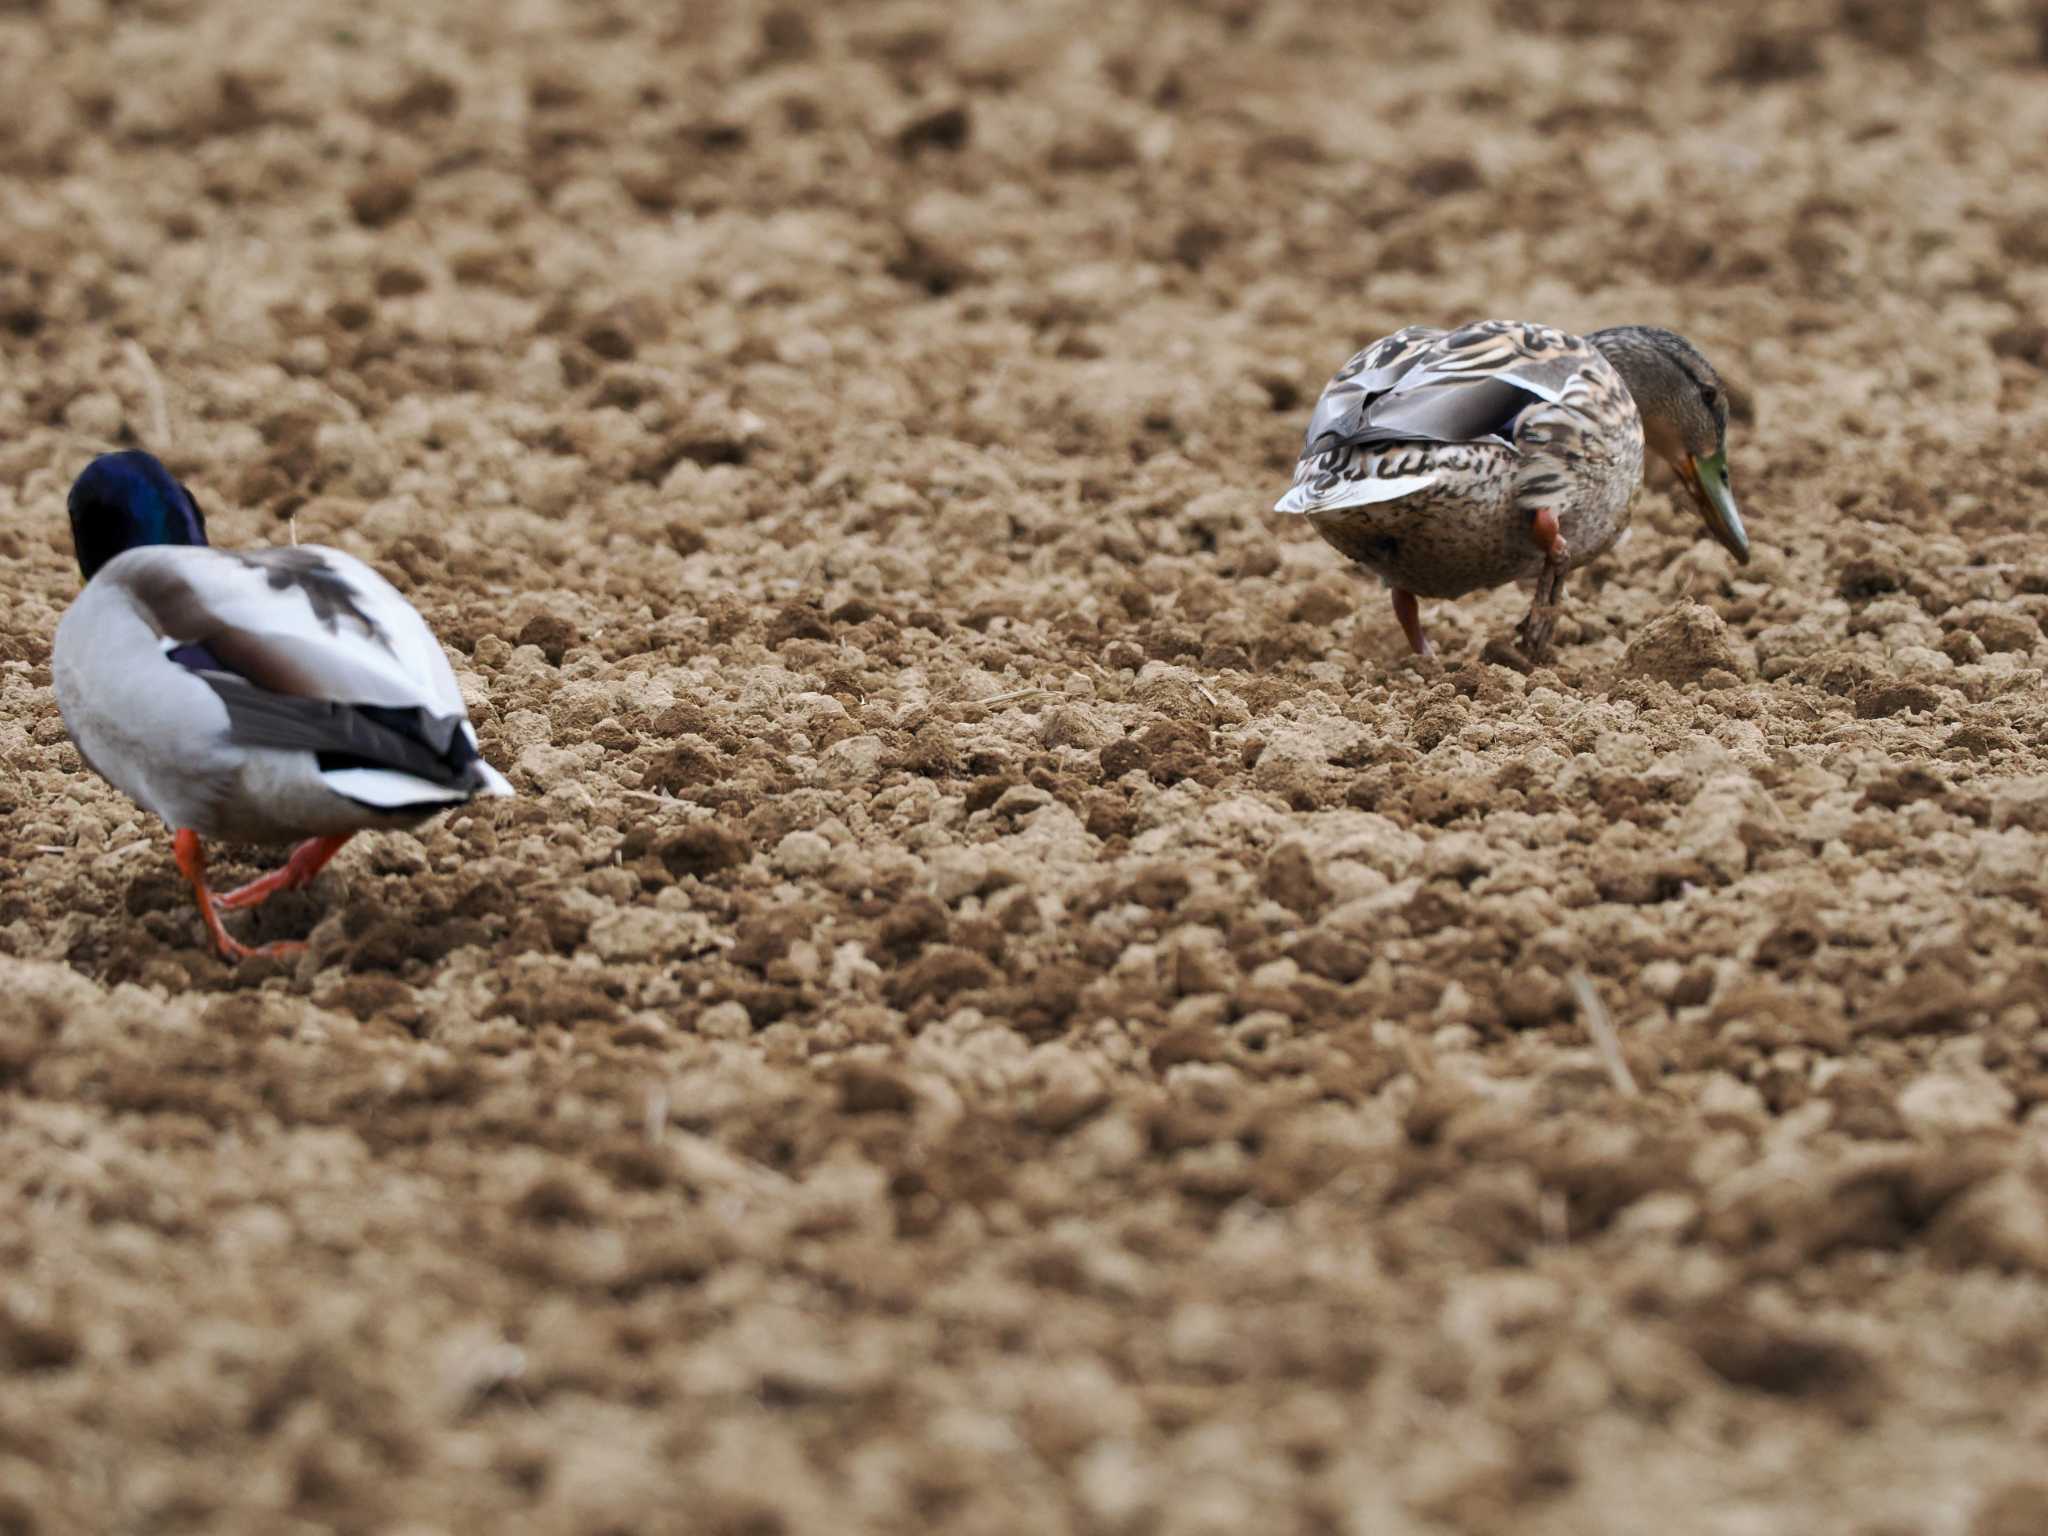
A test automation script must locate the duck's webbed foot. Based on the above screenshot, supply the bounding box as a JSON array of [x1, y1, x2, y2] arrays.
[[1515, 507, 1571, 662], [173, 830, 309, 964]]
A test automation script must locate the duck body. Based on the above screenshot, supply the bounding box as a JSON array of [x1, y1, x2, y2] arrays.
[[52, 452, 512, 961], [1275, 320, 1747, 658], [54, 544, 506, 844], [1280, 322, 1644, 598]]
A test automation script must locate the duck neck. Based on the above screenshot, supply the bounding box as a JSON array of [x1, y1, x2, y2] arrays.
[[1587, 326, 1678, 410], [1587, 325, 1698, 459]]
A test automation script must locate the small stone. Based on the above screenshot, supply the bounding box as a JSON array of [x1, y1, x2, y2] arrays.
[[1969, 611, 2041, 653], [1855, 682, 1943, 720], [1041, 705, 1122, 751], [1642, 959, 1684, 1001], [1324, 812, 1425, 876], [1421, 830, 1490, 882], [1935, 1171, 2048, 1274], [1020, 1046, 1109, 1132], [498, 709, 554, 751], [837, 1061, 918, 1115], [773, 830, 832, 876], [1898, 1067, 2016, 1138], [588, 907, 670, 963], [1075, 1438, 1158, 1531], [926, 847, 1003, 904], [516, 613, 576, 664], [1130, 663, 1227, 724], [655, 824, 750, 878], [63, 390, 124, 439], [1623, 602, 1751, 684], [1260, 839, 1329, 915], [1971, 829, 2041, 898], [1698, 1072, 1768, 1122], [1250, 716, 1368, 797], [349, 169, 417, 228], [817, 734, 888, 786], [1287, 583, 1353, 626], [1675, 773, 1775, 884], [1291, 931, 1370, 983], [697, 1001, 753, 1040]]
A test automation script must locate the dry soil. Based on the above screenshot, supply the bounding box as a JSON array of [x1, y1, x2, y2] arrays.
[[4, 1, 2048, 1533]]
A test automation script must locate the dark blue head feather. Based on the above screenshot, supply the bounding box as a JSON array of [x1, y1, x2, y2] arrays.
[[67, 451, 210, 582]]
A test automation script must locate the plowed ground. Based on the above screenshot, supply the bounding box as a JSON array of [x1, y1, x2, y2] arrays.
[[4, 1, 2048, 1532]]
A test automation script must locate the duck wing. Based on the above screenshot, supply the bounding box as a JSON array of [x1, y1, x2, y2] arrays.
[[1301, 321, 1598, 456], [126, 544, 463, 711], [1297, 325, 1445, 451], [111, 544, 511, 807], [1278, 321, 1607, 516]]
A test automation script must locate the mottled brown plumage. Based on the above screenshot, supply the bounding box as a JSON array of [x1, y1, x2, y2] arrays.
[[1275, 320, 1750, 659]]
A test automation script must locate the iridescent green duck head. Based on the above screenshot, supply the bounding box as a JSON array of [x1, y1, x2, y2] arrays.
[[1588, 325, 1750, 565]]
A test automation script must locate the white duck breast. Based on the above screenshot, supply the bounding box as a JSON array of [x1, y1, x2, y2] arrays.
[[54, 542, 510, 845]]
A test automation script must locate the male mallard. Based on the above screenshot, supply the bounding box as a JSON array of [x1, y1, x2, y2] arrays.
[[1274, 320, 1750, 659], [51, 451, 513, 962]]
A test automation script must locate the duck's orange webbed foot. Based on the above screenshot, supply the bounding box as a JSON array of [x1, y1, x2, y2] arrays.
[[172, 830, 311, 963]]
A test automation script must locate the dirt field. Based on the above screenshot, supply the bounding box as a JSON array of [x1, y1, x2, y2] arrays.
[[4, 0, 2048, 1531]]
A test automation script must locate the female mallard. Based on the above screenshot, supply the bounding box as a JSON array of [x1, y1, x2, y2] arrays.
[[51, 451, 513, 962], [1274, 321, 1750, 659]]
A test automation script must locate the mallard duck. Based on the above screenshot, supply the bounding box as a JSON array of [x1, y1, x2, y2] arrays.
[[51, 451, 513, 962], [1274, 321, 1750, 659]]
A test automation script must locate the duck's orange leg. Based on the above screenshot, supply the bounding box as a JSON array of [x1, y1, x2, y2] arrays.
[[1516, 507, 1572, 661], [172, 830, 308, 963], [1391, 588, 1432, 657], [213, 834, 354, 912]]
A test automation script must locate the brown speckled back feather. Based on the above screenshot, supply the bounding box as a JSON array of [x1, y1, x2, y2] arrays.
[[1277, 320, 1647, 600]]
